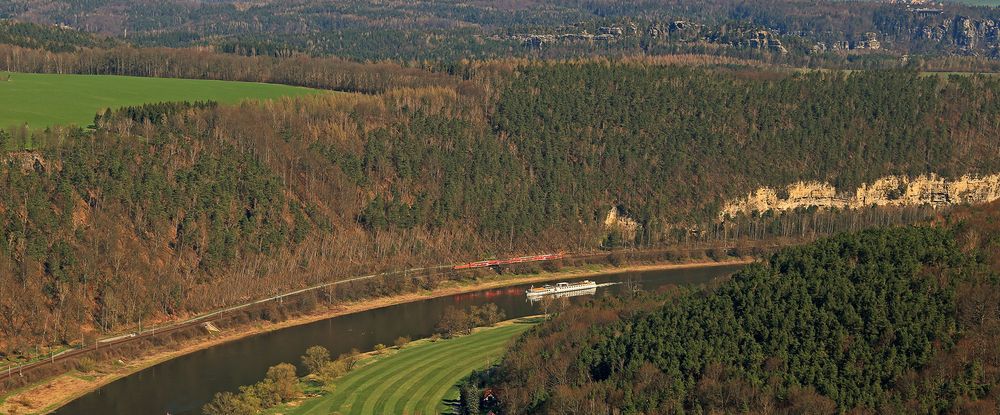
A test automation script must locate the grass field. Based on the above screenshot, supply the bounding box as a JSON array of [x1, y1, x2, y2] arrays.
[[0, 72, 320, 128], [283, 319, 538, 415]]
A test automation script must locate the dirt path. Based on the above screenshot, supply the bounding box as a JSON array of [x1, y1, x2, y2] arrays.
[[0, 258, 751, 414]]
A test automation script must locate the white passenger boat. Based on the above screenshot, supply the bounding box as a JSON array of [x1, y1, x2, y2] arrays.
[[525, 280, 598, 298]]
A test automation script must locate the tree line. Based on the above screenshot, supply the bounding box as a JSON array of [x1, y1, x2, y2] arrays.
[[0, 44, 469, 95]]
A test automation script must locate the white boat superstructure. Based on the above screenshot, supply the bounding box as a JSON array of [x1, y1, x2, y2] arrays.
[[525, 280, 598, 298]]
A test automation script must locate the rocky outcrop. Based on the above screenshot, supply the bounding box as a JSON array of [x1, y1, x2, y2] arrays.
[[604, 206, 639, 241], [907, 15, 1000, 56], [720, 173, 1000, 219], [743, 30, 788, 54]]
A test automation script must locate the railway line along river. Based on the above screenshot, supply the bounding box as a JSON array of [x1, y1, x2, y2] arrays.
[[54, 263, 744, 415]]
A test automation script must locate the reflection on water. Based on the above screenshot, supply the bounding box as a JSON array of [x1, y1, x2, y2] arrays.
[[56, 263, 744, 415]]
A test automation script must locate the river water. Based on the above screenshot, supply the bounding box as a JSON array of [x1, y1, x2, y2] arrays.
[[55, 264, 743, 415]]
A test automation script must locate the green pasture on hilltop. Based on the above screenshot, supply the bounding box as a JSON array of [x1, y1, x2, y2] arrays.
[[283, 319, 538, 415], [0, 72, 321, 128]]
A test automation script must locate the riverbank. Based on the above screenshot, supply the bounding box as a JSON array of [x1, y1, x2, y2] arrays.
[[267, 316, 543, 415], [1, 258, 751, 414]]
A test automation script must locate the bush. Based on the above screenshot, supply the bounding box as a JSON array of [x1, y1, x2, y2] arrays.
[[338, 348, 361, 369], [203, 391, 258, 415], [373, 343, 387, 354], [436, 306, 474, 338], [75, 357, 97, 373], [394, 336, 410, 348], [301, 345, 330, 376], [707, 247, 729, 261], [471, 303, 505, 327], [319, 359, 348, 383], [541, 258, 563, 272], [607, 252, 624, 267]]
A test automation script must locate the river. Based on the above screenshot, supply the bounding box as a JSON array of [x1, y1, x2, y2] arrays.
[[55, 263, 744, 415]]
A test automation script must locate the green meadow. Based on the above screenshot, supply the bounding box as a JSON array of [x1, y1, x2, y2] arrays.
[[0, 72, 320, 128], [282, 319, 538, 415]]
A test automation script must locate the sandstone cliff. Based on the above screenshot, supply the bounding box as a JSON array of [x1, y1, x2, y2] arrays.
[[720, 173, 1000, 219], [604, 206, 639, 241]]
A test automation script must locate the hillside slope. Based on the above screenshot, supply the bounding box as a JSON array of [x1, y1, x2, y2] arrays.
[[1, 61, 999, 360], [492, 203, 1000, 413]]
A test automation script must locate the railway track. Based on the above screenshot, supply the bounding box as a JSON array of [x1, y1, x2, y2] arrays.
[[0, 264, 455, 385], [0, 245, 766, 386]]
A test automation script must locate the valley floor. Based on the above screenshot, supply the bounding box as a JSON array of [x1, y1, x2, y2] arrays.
[[0, 258, 750, 414]]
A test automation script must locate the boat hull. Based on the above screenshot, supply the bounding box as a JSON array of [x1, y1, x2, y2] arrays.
[[525, 281, 598, 297]]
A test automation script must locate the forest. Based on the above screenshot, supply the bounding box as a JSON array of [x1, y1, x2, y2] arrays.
[[489, 202, 1000, 413], [0, 20, 116, 52], [0, 55, 998, 358], [1, 55, 1000, 356]]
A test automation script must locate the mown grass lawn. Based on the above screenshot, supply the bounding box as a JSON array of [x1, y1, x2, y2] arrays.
[[283, 319, 538, 415], [0, 72, 320, 128]]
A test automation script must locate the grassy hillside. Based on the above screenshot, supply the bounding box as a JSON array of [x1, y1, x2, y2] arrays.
[[0, 72, 320, 128], [280, 320, 536, 415]]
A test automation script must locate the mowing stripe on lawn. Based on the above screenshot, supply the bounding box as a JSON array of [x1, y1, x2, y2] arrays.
[[396, 328, 518, 414], [355, 338, 505, 414], [367, 340, 508, 414], [333, 330, 508, 413], [332, 329, 508, 414], [293, 322, 533, 415], [377, 328, 520, 414], [400, 338, 512, 414]]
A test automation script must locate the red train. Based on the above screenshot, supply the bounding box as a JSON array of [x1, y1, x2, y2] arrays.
[[453, 252, 565, 270]]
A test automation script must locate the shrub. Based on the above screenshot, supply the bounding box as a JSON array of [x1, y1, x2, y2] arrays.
[[436, 306, 474, 338], [75, 357, 97, 373], [707, 247, 728, 261], [471, 303, 505, 326], [607, 252, 624, 267], [394, 336, 410, 348], [319, 359, 348, 383], [339, 348, 361, 369], [203, 391, 258, 415], [301, 345, 330, 376], [541, 258, 563, 272]]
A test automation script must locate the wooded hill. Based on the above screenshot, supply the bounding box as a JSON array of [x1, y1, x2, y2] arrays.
[[0, 20, 116, 52], [5, 0, 1000, 64], [490, 202, 1000, 413], [1, 56, 999, 357]]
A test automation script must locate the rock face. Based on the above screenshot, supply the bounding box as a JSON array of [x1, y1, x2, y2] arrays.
[[604, 207, 639, 241], [906, 15, 1000, 56], [720, 173, 1000, 219], [743, 30, 788, 54]]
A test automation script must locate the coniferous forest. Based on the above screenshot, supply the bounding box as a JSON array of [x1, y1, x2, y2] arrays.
[[490, 202, 1000, 413]]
